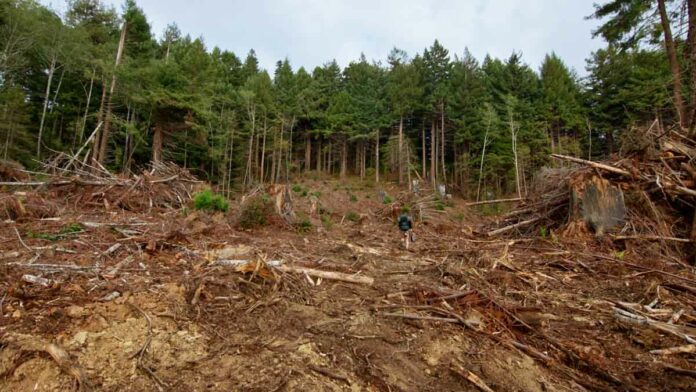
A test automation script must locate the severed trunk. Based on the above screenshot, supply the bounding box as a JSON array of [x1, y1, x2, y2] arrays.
[[260, 114, 267, 183], [421, 122, 426, 180], [340, 138, 347, 179], [316, 138, 322, 172]]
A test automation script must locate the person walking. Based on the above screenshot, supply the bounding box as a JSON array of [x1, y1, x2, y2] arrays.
[[397, 210, 415, 250]]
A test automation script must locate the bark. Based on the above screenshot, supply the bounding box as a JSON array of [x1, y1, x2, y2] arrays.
[[97, 22, 127, 165], [227, 126, 235, 197], [398, 115, 404, 184], [510, 114, 522, 198], [37, 55, 56, 158], [658, 0, 686, 128], [49, 67, 65, 114]]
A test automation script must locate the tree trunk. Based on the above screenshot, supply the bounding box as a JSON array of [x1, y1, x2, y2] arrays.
[[340, 138, 347, 179], [477, 118, 491, 201], [97, 22, 127, 166], [688, 0, 696, 133], [510, 115, 522, 198], [398, 115, 404, 184], [50, 67, 65, 114], [658, 0, 686, 128], [276, 119, 284, 183], [440, 102, 446, 183], [37, 55, 56, 158], [430, 120, 436, 186], [421, 121, 426, 180], [244, 105, 256, 187], [305, 134, 311, 172], [375, 129, 380, 183], [260, 114, 267, 183], [152, 123, 163, 162], [227, 125, 235, 197], [316, 138, 322, 172], [79, 68, 95, 145]]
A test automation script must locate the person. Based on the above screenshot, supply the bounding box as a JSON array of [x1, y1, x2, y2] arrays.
[[397, 211, 414, 250]]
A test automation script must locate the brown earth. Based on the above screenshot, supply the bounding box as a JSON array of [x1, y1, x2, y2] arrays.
[[1, 178, 695, 391]]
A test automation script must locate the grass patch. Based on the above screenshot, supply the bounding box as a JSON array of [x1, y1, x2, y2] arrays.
[[349, 194, 358, 202], [28, 223, 84, 241], [296, 217, 313, 233], [193, 189, 229, 213], [321, 214, 333, 229]]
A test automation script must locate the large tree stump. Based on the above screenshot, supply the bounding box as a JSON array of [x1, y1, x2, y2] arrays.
[[567, 175, 626, 236]]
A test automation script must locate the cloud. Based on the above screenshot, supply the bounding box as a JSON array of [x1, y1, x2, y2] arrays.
[[44, 0, 605, 75]]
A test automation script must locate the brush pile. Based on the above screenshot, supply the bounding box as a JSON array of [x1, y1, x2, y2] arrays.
[[0, 159, 202, 213], [488, 123, 696, 252]]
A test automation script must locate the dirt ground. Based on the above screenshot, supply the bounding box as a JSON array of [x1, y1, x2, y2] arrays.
[[1, 178, 695, 391]]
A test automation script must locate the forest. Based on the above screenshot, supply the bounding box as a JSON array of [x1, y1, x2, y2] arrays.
[[0, 0, 686, 199]]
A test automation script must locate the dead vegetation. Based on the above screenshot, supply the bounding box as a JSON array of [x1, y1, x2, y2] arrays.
[[1, 143, 696, 391]]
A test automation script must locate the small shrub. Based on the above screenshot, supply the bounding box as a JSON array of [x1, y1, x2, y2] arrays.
[[382, 195, 392, 204], [539, 226, 548, 239], [238, 196, 273, 229], [61, 223, 83, 234], [310, 191, 321, 198], [349, 194, 358, 202], [291, 184, 303, 193], [194, 189, 229, 212], [453, 212, 465, 222], [401, 206, 411, 213], [321, 214, 333, 229], [345, 211, 360, 222], [296, 218, 313, 233], [434, 201, 446, 211], [301, 190, 308, 197]]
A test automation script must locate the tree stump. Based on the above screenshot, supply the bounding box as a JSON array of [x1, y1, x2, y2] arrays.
[[567, 175, 626, 236]]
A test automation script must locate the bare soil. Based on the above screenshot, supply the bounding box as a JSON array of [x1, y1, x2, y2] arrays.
[[1, 178, 695, 391]]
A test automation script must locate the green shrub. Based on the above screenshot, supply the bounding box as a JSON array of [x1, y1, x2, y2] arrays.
[[382, 195, 392, 204], [345, 211, 360, 222], [539, 226, 548, 239], [291, 184, 303, 193], [321, 214, 333, 229], [237, 196, 273, 229], [453, 212, 465, 222], [310, 191, 321, 198], [349, 194, 358, 202], [401, 206, 411, 213], [296, 218, 313, 233], [434, 201, 446, 211], [193, 189, 229, 212], [60, 223, 83, 234]]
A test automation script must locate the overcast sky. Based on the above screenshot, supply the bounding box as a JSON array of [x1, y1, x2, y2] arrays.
[[43, 0, 606, 76]]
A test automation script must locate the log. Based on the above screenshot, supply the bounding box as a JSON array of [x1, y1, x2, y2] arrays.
[[276, 265, 374, 285], [650, 344, 696, 355], [611, 235, 693, 243], [551, 154, 632, 177], [380, 312, 459, 323], [487, 217, 542, 237], [466, 197, 523, 206]]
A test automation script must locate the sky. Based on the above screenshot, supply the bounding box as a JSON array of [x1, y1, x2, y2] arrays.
[[42, 0, 606, 76]]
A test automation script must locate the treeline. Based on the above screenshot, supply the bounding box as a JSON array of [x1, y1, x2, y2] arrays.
[[0, 0, 686, 198]]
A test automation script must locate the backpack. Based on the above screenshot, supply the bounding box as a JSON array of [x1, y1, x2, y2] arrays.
[[398, 214, 412, 231]]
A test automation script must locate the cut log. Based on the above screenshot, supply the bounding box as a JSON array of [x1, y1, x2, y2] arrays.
[[650, 344, 696, 355], [551, 154, 632, 177], [276, 265, 374, 285], [487, 217, 542, 237], [466, 197, 523, 206]]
